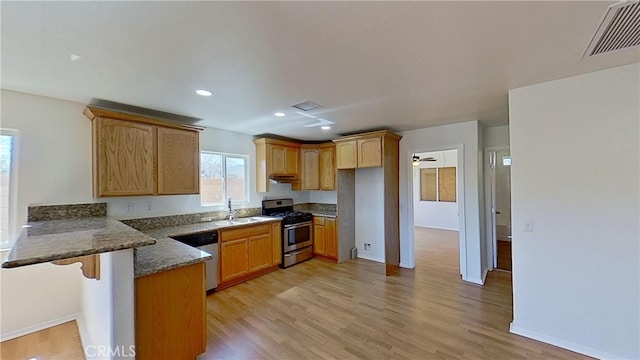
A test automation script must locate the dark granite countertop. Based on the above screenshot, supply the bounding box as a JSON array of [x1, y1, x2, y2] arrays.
[[134, 237, 213, 278], [134, 216, 281, 277], [2, 217, 156, 268]]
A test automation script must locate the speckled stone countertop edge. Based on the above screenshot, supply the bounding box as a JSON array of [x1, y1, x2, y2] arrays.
[[2, 217, 157, 269], [309, 211, 337, 218], [134, 237, 214, 278]]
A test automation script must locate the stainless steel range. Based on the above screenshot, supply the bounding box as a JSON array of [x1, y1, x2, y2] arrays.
[[262, 198, 313, 268]]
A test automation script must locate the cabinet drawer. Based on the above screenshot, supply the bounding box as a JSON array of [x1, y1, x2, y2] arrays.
[[313, 216, 326, 225], [219, 224, 271, 242]]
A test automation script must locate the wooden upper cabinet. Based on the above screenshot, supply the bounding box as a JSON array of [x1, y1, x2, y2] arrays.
[[301, 143, 335, 191], [93, 118, 155, 196], [270, 144, 299, 175], [333, 130, 401, 170], [301, 146, 320, 190], [84, 106, 203, 197], [357, 137, 383, 168], [319, 144, 336, 190], [335, 140, 357, 169], [254, 138, 301, 192], [157, 127, 199, 195]]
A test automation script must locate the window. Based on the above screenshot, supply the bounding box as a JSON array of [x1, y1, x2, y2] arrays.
[[200, 152, 249, 205], [420, 166, 456, 202], [1, 130, 17, 249]]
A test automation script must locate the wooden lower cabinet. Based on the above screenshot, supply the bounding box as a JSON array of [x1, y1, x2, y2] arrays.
[[248, 233, 272, 272], [313, 216, 337, 261], [325, 217, 337, 259], [272, 222, 282, 265], [218, 222, 281, 290], [220, 238, 249, 282], [135, 262, 205, 360]]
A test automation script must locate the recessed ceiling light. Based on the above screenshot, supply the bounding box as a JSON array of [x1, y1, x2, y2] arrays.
[[70, 54, 81, 62], [196, 89, 212, 96], [274, 112, 286, 117], [321, 126, 331, 130]]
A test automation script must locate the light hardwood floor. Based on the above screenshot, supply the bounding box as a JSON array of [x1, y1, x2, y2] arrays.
[[0, 320, 84, 360], [201, 227, 591, 359]]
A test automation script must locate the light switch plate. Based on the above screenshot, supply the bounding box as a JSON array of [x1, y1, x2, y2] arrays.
[[524, 218, 534, 232]]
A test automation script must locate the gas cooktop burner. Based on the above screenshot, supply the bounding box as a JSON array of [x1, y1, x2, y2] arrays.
[[271, 211, 309, 218], [261, 199, 313, 225]]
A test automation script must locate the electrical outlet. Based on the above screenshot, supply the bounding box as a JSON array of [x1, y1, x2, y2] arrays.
[[364, 243, 371, 251], [125, 203, 134, 213], [145, 201, 152, 212]]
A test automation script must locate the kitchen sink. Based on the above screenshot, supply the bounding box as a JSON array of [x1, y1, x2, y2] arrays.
[[213, 217, 263, 226], [213, 220, 235, 226], [231, 217, 261, 224]]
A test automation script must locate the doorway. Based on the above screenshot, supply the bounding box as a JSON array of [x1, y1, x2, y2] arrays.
[[488, 147, 512, 271], [411, 149, 460, 272]]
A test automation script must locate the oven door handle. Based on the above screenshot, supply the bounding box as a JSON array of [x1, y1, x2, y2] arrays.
[[283, 221, 312, 228]]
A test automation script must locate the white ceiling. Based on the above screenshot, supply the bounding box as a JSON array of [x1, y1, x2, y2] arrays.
[[2, 1, 638, 141]]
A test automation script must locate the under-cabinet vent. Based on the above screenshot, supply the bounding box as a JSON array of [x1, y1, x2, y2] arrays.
[[291, 100, 323, 112], [584, 0, 640, 57]]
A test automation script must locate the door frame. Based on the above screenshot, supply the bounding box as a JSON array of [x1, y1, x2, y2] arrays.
[[484, 145, 510, 271], [405, 144, 466, 279]]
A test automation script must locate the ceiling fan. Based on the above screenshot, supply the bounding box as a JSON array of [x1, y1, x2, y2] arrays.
[[412, 154, 436, 166]]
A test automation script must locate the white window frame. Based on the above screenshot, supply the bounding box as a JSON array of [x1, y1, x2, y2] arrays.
[[200, 151, 250, 206], [1, 129, 19, 250]]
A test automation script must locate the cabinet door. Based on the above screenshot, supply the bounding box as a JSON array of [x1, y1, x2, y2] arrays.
[[335, 140, 357, 169], [157, 127, 200, 194], [94, 118, 155, 197], [285, 146, 299, 175], [271, 222, 282, 265], [357, 137, 382, 168], [301, 148, 320, 190], [220, 238, 249, 282], [135, 263, 205, 360], [313, 217, 326, 256], [270, 145, 286, 175], [248, 233, 272, 272], [325, 218, 337, 260], [319, 145, 336, 190]]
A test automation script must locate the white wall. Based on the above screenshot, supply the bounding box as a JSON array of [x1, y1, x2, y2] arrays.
[[355, 167, 385, 262], [308, 190, 337, 204], [509, 63, 639, 359], [400, 121, 485, 284], [412, 149, 458, 230], [81, 250, 135, 360], [0, 261, 82, 339], [483, 125, 509, 147]]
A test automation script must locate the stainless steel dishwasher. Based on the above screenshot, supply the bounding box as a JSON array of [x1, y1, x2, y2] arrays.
[[170, 231, 218, 292]]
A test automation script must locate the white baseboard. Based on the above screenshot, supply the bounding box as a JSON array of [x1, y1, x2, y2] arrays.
[[357, 254, 384, 263], [463, 277, 484, 285], [399, 262, 415, 269], [510, 323, 626, 360], [0, 313, 79, 342]]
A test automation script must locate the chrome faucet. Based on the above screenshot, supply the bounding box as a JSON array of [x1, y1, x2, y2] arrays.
[[227, 197, 236, 220]]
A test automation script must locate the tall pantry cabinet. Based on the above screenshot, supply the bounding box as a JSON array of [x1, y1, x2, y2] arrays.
[[333, 130, 402, 275]]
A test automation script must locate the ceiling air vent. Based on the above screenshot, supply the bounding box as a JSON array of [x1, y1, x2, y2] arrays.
[[291, 100, 323, 112], [584, 0, 640, 57]]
